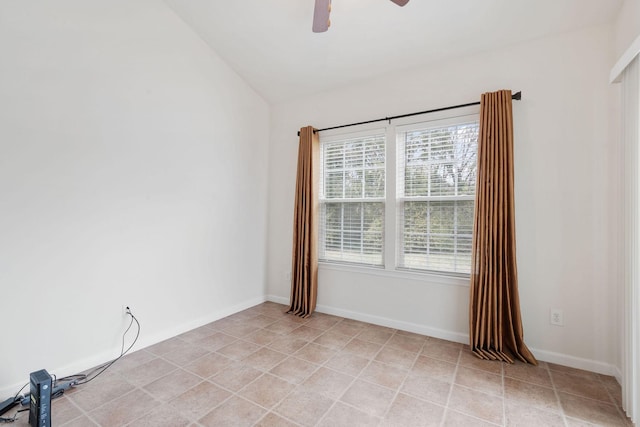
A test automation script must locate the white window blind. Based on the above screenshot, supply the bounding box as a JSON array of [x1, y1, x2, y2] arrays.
[[319, 133, 385, 266], [396, 120, 479, 274]]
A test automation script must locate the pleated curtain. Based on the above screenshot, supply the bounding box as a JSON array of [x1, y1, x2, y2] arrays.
[[288, 126, 319, 318], [469, 90, 537, 364]]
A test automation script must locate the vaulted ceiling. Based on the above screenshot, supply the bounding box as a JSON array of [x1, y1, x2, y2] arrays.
[[165, 0, 622, 104]]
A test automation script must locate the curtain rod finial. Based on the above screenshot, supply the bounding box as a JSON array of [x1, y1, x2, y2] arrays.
[[513, 91, 522, 100]]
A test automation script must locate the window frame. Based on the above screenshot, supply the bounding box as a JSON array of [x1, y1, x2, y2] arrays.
[[318, 128, 387, 267], [395, 116, 480, 276], [317, 106, 480, 285]]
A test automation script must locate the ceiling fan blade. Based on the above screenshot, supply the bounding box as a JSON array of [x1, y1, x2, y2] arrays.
[[389, 0, 409, 6], [312, 0, 331, 33]]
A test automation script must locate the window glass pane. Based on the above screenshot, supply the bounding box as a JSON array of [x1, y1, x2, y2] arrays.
[[399, 200, 473, 274], [319, 132, 385, 267], [402, 123, 478, 198], [319, 201, 384, 266], [397, 120, 478, 275]]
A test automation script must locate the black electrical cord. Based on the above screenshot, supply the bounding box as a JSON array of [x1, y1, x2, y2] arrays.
[[1, 309, 141, 423], [58, 309, 140, 385]]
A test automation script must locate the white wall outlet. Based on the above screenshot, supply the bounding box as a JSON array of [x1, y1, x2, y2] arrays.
[[550, 308, 564, 326]]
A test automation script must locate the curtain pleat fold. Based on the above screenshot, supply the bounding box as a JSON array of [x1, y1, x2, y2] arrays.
[[288, 126, 319, 318], [469, 90, 537, 365]]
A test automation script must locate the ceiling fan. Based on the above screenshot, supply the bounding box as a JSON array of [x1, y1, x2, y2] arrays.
[[312, 0, 410, 33]]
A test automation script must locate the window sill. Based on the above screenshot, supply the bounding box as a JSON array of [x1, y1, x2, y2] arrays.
[[318, 261, 470, 288]]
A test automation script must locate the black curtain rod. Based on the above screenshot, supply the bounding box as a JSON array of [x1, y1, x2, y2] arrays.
[[297, 91, 521, 136]]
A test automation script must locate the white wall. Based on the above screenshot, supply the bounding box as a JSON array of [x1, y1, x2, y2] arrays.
[[267, 24, 620, 374], [0, 0, 270, 395], [614, 0, 640, 58]]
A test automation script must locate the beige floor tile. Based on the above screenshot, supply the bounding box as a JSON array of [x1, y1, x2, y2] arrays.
[[357, 326, 395, 345], [184, 352, 233, 379], [269, 356, 319, 384], [199, 395, 266, 427], [548, 363, 600, 380], [294, 342, 337, 364], [402, 374, 452, 406], [243, 328, 281, 346], [89, 389, 159, 427], [210, 362, 263, 392], [458, 349, 504, 375], [375, 346, 417, 369], [448, 385, 504, 425], [268, 336, 309, 353], [207, 317, 240, 330], [51, 396, 82, 425], [242, 347, 288, 371], [318, 401, 380, 426], [143, 368, 201, 402], [255, 412, 301, 427], [359, 360, 407, 390], [61, 415, 99, 427], [325, 351, 369, 376], [177, 325, 217, 343], [67, 374, 135, 411], [193, 332, 237, 352], [302, 367, 355, 399], [216, 340, 262, 360], [274, 389, 335, 427], [552, 370, 615, 403], [504, 376, 560, 412], [443, 409, 500, 426], [340, 379, 396, 417], [504, 400, 565, 427], [170, 380, 231, 420], [313, 330, 353, 350], [288, 325, 325, 341], [221, 322, 261, 338], [32, 303, 627, 427], [331, 320, 367, 337], [411, 355, 457, 382], [421, 339, 462, 364], [109, 349, 156, 374], [120, 358, 178, 387], [127, 405, 191, 427], [503, 360, 553, 387], [381, 393, 445, 427], [559, 392, 628, 426], [387, 333, 426, 353], [265, 320, 302, 335], [243, 314, 279, 328], [161, 344, 210, 367], [455, 366, 503, 397], [304, 313, 342, 330], [343, 338, 383, 359], [238, 373, 295, 409]]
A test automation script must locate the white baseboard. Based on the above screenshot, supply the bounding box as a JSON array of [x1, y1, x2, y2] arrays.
[[266, 294, 467, 344], [528, 348, 622, 378], [0, 295, 267, 398], [266, 294, 621, 378]]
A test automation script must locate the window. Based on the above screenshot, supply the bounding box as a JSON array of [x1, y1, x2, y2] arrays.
[[319, 132, 385, 266], [397, 120, 479, 274], [318, 112, 479, 276]]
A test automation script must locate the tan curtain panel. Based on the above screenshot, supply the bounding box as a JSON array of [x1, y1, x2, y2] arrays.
[[288, 126, 319, 318], [469, 90, 537, 365]]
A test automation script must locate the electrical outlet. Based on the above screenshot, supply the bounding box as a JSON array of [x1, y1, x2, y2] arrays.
[[122, 305, 130, 316], [550, 308, 564, 326]]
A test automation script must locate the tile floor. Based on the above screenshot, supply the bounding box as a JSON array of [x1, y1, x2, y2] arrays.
[[3, 302, 632, 426]]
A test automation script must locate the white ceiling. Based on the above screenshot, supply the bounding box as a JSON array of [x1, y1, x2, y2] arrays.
[[164, 0, 622, 104]]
